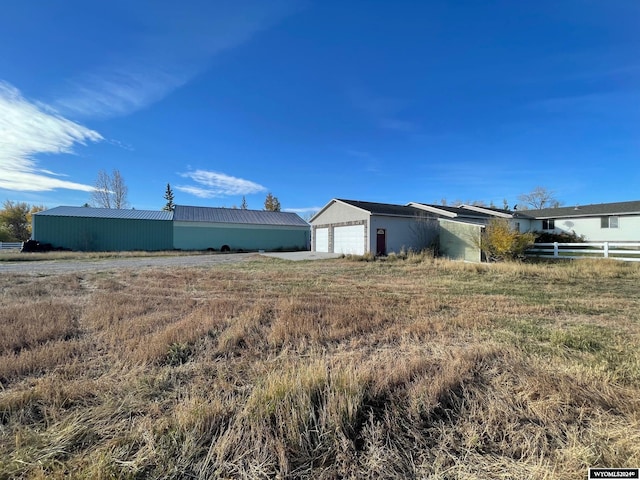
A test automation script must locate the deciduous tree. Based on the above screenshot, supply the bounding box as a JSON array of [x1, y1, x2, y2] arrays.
[[0, 201, 44, 241], [517, 186, 561, 210], [91, 169, 129, 209]]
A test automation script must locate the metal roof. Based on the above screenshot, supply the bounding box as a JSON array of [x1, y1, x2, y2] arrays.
[[335, 199, 428, 217], [35, 206, 173, 221], [522, 200, 640, 219], [173, 205, 309, 226]]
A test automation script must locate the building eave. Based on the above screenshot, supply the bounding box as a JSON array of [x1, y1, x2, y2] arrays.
[[460, 204, 513, 218], [407, 202, 458, 218]]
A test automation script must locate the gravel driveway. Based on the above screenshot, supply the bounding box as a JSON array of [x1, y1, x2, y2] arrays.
[[0, 251, 342, 275], [0, 253, 254, 275]]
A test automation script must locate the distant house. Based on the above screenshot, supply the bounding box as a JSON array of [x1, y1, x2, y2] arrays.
[[516, 200, 640, 242], [310, 199, 502, 260], [309, 199, 437, 256], [311, 197, 640, 262]]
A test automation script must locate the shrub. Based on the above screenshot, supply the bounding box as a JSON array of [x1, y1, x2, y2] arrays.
[[533, 230, 584, 243], [481, 218, 535, 262]]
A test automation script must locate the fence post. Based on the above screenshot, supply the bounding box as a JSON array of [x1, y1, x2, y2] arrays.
[[603, 242, 609, 258], [553, 242, 558, 258]]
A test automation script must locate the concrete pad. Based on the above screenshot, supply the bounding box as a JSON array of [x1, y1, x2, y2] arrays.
[[260, 251, 342, 261]]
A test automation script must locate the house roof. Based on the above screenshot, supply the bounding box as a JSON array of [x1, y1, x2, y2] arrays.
[[173, 205, 308, 226], [336, 199, 428, 217], [459, 204, 514, 218], [409, 202, 499, 219], [311, 198, 502, 223], [523, 200, 640, 219], [35, 206, 173, 221]]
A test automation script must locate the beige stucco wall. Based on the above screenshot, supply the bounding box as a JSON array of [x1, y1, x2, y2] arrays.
[[369, 215, 438, 254], [438, 219, 482, 262]]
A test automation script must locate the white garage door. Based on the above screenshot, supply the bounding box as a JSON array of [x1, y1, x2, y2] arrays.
[[315, 228, 329, 252], [334, 225, 365, 255]]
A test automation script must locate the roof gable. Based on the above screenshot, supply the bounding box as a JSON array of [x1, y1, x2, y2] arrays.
[[310, 199, 429, 222], [337, 199, 426, 217]]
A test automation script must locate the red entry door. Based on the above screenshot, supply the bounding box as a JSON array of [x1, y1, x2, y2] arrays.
[[376, 229, 386, 256]]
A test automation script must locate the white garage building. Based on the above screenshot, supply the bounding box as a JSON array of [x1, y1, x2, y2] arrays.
[[310, 199, 439, 255]]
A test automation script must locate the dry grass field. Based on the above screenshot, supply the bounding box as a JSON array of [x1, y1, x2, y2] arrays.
[[1, 255, 639, 479]]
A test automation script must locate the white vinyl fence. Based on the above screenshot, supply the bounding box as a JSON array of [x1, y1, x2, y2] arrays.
[[0, 242, 23, 250], [526, 242, 640, 262]]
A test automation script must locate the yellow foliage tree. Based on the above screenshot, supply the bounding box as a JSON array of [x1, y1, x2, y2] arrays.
[[1, 202, 47, 241], [481, 218, 535, 262]]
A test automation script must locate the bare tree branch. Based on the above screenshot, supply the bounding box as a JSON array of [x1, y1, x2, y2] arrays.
[[91, 170, 112, 208], [517, 186, 561, 210], [90, 169, 129, 209], [111, 170, 129, 209]]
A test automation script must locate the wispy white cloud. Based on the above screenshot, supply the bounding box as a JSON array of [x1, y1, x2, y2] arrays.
[[345, 149, 374, 160], [529, 91, 640, 117], [56, 64, 191, 119], [344, 149, 382, 173], [0, 82, 102, 192], [54, 1, 301, 119], [284, 206, 323, 214], [176, 169, 266, 198], [377, 118, 419, 133], [348, 87, 419, 133]]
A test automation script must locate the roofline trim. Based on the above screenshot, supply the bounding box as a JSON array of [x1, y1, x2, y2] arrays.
[[407, 202, 458, 218], [460, 204, 513, 218]]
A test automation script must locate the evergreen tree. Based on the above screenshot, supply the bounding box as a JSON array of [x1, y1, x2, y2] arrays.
[[163, 183, 175, 211], [264, 193, 281, 212]]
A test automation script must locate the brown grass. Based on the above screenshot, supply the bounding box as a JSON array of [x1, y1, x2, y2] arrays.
[[0, 257, 639, 479]]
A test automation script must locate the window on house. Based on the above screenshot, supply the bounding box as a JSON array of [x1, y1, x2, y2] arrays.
[[542, 219, 555, 230], [601, 216, 619, 228]]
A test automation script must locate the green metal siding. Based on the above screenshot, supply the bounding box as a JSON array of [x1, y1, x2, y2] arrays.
[[174, 222, 309, 251], [438, 219, 482, 262], [33, 216, 173, 251]]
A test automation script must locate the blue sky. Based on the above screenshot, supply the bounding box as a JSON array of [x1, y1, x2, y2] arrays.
[[1, 0, 638, 215]]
